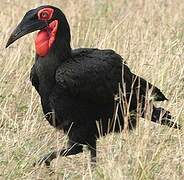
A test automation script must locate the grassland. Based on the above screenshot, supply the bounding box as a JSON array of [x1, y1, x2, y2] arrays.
[[0, 0, 184, 179]]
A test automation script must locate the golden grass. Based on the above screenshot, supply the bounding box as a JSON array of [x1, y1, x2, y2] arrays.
[[0, 0, 184, 179]]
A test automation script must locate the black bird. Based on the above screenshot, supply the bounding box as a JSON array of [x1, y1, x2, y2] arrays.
[[6, 5, 180, 166]]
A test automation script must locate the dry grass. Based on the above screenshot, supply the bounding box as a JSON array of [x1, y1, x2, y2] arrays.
[[0, 0, 184, 179]]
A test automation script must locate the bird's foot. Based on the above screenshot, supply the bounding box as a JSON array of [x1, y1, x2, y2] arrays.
[[90, 157, 97, 168], [33, 151, 57, 167]]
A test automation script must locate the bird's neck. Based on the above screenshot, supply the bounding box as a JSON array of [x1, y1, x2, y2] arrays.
[[35, 54, 61, 97], [35, 20, 72, 60]]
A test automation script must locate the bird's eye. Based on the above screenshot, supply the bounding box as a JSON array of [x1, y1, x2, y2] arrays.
[[38, 8, 54, 21], [40, 11, 49, 19]]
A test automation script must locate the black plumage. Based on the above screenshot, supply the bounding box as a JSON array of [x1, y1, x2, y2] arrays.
[[6, 5, 180, 166]]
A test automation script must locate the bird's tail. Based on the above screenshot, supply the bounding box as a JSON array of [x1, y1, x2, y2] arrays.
[[150, 106, 181, 129]]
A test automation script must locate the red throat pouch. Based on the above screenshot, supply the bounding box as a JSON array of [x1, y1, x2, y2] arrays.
[[35, 20, 58, 57]]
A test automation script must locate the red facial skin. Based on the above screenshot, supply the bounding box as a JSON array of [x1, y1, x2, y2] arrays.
[[35, 8, 58, 57], [38, 8, 54, 21]]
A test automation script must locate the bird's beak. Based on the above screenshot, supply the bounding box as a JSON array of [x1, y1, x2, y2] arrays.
[[6, 11, 47, 48]]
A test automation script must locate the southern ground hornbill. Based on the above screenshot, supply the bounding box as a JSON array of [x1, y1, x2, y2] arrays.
[[6, 5, 180, 166]]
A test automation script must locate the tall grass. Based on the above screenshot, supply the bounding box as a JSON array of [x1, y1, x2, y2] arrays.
[[0, 0, 183, 179]]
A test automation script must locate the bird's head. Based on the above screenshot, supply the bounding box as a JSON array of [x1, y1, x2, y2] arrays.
[[6, 5, 71, 57]]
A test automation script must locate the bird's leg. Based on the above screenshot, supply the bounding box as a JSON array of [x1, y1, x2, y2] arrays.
[[35, 143, 83, 166], [87, 140, 97, 167], [128, 111, 137, 130]]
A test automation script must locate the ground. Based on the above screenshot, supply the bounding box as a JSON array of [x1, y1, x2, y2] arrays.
[[0, 0, 184, 179]]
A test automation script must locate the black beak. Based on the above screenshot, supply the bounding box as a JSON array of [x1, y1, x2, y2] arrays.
[[6, 9, 47, 48]]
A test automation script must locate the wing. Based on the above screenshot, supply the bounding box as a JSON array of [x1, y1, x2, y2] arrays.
[[55, 48, 167, 104], [131, 73, 168, 101], [56, 48, 122, 104], [122, 65, 168, 101]]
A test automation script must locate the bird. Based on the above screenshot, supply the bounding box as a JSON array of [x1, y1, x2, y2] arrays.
[[6, 5, 180, 166]]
